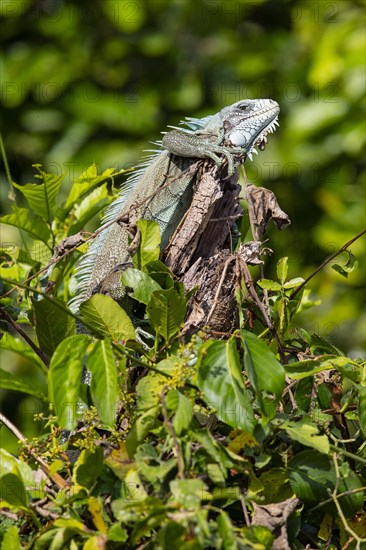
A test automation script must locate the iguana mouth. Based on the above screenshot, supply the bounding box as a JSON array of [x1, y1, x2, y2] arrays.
[[248, 116, 280, 160]]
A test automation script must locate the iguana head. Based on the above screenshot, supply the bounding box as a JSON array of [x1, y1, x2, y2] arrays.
[[206, 98, 280, 161]]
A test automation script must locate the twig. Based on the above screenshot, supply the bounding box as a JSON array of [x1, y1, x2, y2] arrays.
[[0, 412, 69, 490], [241, 164, 269, 309], [206, 257, 232, 323], [239, 493, 251, 527], [330, 453, 366, 549], [0, 307, 49, 370], [160, 390, 185, 479], [241, 261, 286, 363], [0, 132, 13, 192], [309, 485, 366, 513], [290, 229, 366, 300], [285, 377, 297, 410], [329, 444, 366, 464]]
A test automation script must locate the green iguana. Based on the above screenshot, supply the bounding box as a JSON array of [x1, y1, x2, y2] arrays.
[[69, 99, 280, 313]]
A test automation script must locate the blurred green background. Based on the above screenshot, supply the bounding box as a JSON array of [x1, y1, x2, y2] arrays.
[[0, 0, 365, 445]]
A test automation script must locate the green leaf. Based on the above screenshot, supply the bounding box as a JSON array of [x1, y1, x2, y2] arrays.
[[294, 377, 313, 411], [0, 206, 51, 244], [33, 297, 75, 358], [331, 251, 358, 278], [145, 260, 175, 289], [258, 468, 293, 504], [166, 389, 193, 434], [277, 417, 330, 454], [217, 511, 238, 550], [135, 443, 176, 484], [108, 523, 128, 543], [12, 166, 64, 221], [282, 277, 305, 289], [288, 450, 364, 517], [121, 267, 162, 305], [68, 182, 111, 234], [87, 338, 118, 427], [0, 368, 47, 402], [53, 518, 89, 534], [257, 278, 282, 292], [170, 479, 210, 510], [331, 263, 349, 278], [72, 448, 104, 489], [284, 355, 357, 379], [242, 525, 274, 549], [48, 334, 90, 430], [104, 442, 135, 480], [133, 219, 161, 269], [0, 525, 21, 550], [358, 385, 366, 438], [310, 334, 343, 355], [0, 332, 46, 371], [277, 256, 288, 284], [80, 294, 135, 341], [0, 449, 29, 509], [64, 164, 116, 211], [158, 522, 186, 549], [197, 339, 256, 433], [125, 406, 160, 457], [146, 288, 187, 341], [241, 330, 285, 419]]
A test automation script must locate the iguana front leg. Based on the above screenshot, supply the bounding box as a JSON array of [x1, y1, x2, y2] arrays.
[[162, 130, 245, 175]]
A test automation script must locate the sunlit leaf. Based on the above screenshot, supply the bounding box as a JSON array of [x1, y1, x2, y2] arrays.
[[0, 449, 29, 510], [166, 389, 193, 434], [72, 448, 104, 489], [80, 294, 135, 341], [241, 330, 285, 419], [133, 219, 161, 269], [87, 338, 118, 427], [12, 166, 64, 221], [276, 417, 330, 454], [48, 334, 90, 430], [197, 339, 256, 433], [146, 288, 187, 341], [0, 526, 21, 550], [0, 206, 51, 244], [121, 267, 161, 304], [257, 279, 282, 292], [277, 256, 288, 284]]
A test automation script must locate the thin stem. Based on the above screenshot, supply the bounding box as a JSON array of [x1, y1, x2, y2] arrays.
[[330, 453, 366, 549], [241, 165, 270, 311], [239, 493, 251, 527], [309, 485, 366, 513], [0, 412, 68, 490], [241, 261, 286, 362], [0, 307, 49, 370], [329, 444, 366, 465], [0, 132, 13, 192], [290, 229, 366, 300]]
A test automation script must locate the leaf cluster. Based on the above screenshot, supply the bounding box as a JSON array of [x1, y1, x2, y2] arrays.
[[0, 165, 365, 550]]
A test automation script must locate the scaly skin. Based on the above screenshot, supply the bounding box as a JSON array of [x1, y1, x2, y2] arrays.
[[69, 98, 279, 312]]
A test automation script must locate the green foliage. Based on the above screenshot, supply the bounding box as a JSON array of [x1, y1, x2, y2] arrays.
[[0, 2, 365, 545], [0, 162, 365, 549]]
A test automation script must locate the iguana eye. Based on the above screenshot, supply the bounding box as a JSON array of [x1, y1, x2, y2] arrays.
[[239, 105, 249, 110]]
